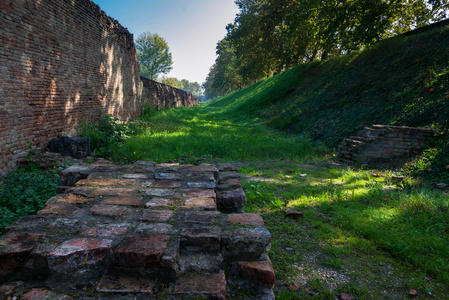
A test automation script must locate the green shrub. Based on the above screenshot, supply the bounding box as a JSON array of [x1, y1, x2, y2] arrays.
[[78, 111, 148, 162], [0, 165, 60, 234]]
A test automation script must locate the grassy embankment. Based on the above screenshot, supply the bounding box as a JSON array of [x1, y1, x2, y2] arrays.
[[1, 20, 448, 299]]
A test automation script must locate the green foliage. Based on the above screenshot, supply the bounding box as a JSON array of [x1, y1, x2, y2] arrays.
[[136, 32, 173, 80], [208, 20, 449, 182], [0, 165, 60, 234], [204, 0, 448, 97], [78, 112, 147, 163]]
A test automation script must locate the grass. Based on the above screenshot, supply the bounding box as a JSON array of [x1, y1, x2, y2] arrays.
[[239, 162, 449, 298]]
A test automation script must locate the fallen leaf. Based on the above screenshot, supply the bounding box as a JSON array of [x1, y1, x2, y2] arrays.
[[373, 173, 381, 177], [340, 293, 354, 300], [285, 175, 293, 179], [288, 284, 299, 291], [409, 289, 418, 296], [383, 195, 390, 200], [295, 266, 304, 271]]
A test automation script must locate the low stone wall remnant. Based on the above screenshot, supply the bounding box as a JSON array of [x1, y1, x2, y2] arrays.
[[0, 161, 275, 299], [338, 125, 437, 164]]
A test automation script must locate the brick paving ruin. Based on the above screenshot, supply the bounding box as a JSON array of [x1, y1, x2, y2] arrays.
[[0, 160, 275, 299]]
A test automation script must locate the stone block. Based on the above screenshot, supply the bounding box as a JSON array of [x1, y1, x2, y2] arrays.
[[216, 163, 239, 172], [46, 238, 112, 286], [142, 180, 182, 188], [218, 171, 240, 183], [183, 189, 216, 198], [184, 211, 222, 224], [230, 260, 276, 288], [0, 281, 23, 299], [91, 187, 135, 196], [21, 288, 73, 300], [216, 178, 241, 191], [54, 193, 91, 204], [145, 197, 177, 208], [181, 197, 217, 211], [141, 188, 176, 197], [135, 223, 174, 235], [83, 223, 130, 237], [60, 165, 95, 186], [188, 164, 219, 176], [102, 196, 142, 207], [113, 235, 170, 268], [90, 205, 126, 217], [216, 188, 247, 213], [168, 271, 226, 300], [186, 182, 216, 189], [222, 227, 271, 261], [123, 173, 149, 179], [48, 136, 91, 159], [228, 213, 264, 226], [185, 172, 215, 182], [154, 172, 182, 181], [179, 253, 223, 274], [140, 210, 173, 222], [181, 227, 221, 252], [0, 233, 45, 277], [37, 203, 79, 217], [96, 274, 154, 294], [76, 178, 136, 187]]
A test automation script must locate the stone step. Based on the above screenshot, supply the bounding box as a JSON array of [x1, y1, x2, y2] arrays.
[[0, 161, 275, 299]]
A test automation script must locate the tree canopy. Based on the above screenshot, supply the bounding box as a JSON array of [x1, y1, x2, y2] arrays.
[[136, 32, 173, 80], [204, 0, 449, 99]]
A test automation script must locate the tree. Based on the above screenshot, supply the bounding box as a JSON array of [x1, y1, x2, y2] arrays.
[[136, 32, 173, 80], [206, 0, 449, 97]]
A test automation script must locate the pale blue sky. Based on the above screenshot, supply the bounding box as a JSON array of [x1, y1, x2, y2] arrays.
[[91, 0, 239, 84]]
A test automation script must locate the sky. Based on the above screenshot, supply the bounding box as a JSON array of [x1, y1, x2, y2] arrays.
[[90, 0, 239, 84]]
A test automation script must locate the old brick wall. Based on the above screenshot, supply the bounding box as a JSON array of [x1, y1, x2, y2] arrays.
[[0, 0, 143, 176], [338, 125, 437, 163], [141, 77, 199, 109]]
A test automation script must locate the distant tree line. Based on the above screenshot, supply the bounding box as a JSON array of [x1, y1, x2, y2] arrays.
[[160, 76, 203, 97], [204, 0, 448, 99]]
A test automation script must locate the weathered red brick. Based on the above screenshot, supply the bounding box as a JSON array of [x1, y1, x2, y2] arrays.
[[0, 233, 45, 276], [142, 180, 182, 188], [231, 260, 276, 288], [83, 223, 130, 237], [91, 187, 135, 196], [183, 189, 216, 198], [102, 196, 142, 207], [96, 274, 154, 294], [145, 197, 177, 208], [181, 227, 221, 252], [113, 235, 169, 268], [21, 288, 73, 300], [184, 211, 221, 224], [47, 238, 113, 271], [182, 197, 217, 211], [140, 210, 173, 222], [169, 271, 226, 300], [76, 179, 137, 187], [90, 204, 126, 217], [135, 222, 173, 235], [227, 213, 264, 226]]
